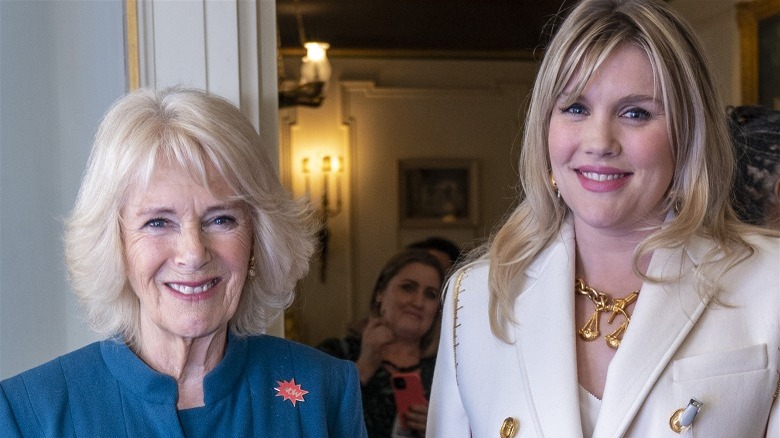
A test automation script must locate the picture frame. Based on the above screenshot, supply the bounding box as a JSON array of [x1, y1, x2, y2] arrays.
[[738, 0, 780, 108], [399, 158, 479, 228]]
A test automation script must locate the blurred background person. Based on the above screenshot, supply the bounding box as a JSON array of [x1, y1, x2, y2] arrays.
[[729, 105, 780, 230], [0, 87, 367, 436], [318, 248, 444, 437], [407, 236, 463, 276]]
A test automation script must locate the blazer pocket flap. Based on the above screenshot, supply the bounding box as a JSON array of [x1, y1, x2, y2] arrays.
[[672, 344, 768, 382]]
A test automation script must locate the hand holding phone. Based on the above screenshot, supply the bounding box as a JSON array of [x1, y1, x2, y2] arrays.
[[390, 372, 427, 429]]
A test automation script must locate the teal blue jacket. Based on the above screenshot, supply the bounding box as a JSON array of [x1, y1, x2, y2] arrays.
[[0, 334, 367, 437]]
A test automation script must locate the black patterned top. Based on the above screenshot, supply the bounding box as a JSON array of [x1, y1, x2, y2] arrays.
[[317, 335, 436, 438]]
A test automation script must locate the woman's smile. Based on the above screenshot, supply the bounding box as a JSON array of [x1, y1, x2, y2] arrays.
[[575, 167, 633, 192], [401, 308, 424, 319], [166, 278, 221, 296], [579, 170, 630, 182]]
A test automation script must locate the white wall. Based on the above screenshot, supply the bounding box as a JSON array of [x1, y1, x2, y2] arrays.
[[0, 0, 126, 378], [670, 0, 745, 104]]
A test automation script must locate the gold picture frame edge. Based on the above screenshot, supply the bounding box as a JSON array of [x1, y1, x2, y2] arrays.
[[125, 0, 140, 91], [737, 0, 780, 105]]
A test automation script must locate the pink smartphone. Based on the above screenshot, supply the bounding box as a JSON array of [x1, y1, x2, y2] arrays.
[[390, 372, 428, 423]]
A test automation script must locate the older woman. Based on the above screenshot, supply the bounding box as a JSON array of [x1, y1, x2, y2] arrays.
[[0, 87, 367, 436], [318, 249, 444, 437], [428, 1, 780, 437]]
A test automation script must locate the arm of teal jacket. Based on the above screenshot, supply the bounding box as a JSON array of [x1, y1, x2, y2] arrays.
[[334, 361, 368, 437], [0, 381, 27, 437]]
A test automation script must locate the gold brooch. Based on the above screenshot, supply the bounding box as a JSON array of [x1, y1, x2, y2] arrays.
[[669, 398, 703, 433]]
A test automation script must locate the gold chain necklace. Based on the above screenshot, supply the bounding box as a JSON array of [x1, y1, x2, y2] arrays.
[[575, 279, 639, 349]]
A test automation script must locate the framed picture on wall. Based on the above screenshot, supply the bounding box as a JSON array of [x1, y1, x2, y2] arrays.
[[399, 158, 479, 228], [738, 0, 780, 108]]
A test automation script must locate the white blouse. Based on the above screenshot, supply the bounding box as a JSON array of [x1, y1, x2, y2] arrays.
[[578, 384, 601, 438]]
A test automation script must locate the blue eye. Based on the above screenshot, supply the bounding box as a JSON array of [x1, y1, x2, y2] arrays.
[[206, 215, 238, 231], [560, 103, 587, 115], [213, 216, 235, 225], [623, 107, 652, 119], [144, 218, 168, 228]]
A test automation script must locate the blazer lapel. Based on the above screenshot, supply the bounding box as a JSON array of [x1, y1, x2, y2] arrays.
[[513, 222, 584, 437], [594, 237, 715, 437]]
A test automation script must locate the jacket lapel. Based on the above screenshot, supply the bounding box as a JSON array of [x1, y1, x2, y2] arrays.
[[513, 222, 584, 437], [594, 236, 716, 437]]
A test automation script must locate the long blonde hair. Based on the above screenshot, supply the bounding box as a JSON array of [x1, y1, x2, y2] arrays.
[[486, 0, 759, 341]]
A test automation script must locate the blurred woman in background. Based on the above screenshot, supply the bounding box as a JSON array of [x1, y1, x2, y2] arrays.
[[319, 248, 444, 437]]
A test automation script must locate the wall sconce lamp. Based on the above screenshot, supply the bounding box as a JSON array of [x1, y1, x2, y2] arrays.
[[302, 155, 343, 282]]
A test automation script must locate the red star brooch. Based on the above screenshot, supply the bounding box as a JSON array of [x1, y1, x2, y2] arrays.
[[274, 378, 308, 407]]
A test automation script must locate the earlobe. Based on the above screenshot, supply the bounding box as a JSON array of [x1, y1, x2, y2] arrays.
[[374, 293, 384, 315], [247, 255, 256, 278]]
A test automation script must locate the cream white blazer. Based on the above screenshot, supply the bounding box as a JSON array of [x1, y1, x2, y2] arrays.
[[428, 222, 780, 437]]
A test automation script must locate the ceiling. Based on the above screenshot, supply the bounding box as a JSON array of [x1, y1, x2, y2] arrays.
[[276, 0, 574, 60]]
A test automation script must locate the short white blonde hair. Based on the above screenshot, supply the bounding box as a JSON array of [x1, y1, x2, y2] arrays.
[[65, 86, 316, 345]]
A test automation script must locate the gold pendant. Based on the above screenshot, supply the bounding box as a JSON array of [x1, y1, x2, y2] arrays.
[[605, 320, 629, 348], [578, 310, 601, 341], [607, 292, 638, 323]]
